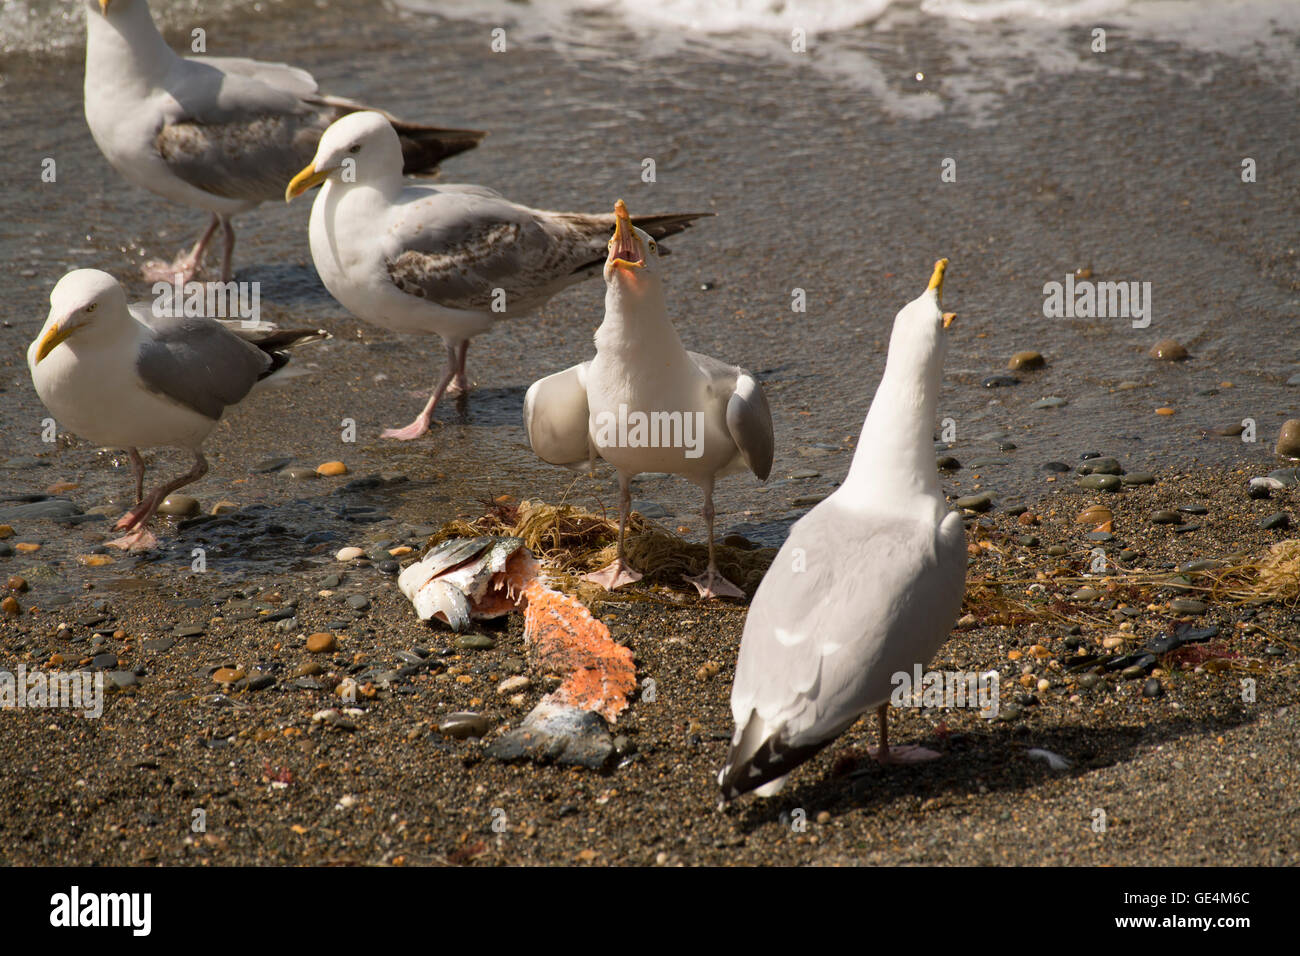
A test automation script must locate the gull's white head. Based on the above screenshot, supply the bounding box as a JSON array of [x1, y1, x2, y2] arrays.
[[880, 258, 956, 378], [87, 0, 145, 17], [286, 111, 402, 202], [31, 269, 130, 366], [603, 199, 662, 286]]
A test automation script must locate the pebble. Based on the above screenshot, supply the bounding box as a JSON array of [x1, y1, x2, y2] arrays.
[[982, 375, 1020, 388], [1030, 397, 1068, 409], [1142, 678, 1164, 698], [1008, 350, 1045, 370], [15, 543, 40, 553], [1121, 473, 1155, 486], [697, 661, 721, 680], [1151, 510, 1182, 524], [2, 596, 20, 616], [1076, 505, 1113, 525], [1259, 512, 1290, 530], [792, 494, 826, 507], [1077, 474, 1120, 492], [1149, 339, 1189, 361], [7, 576, 29, 592], [456, 634, 495, 650], [281, 466, 319, 480], [0, 525, 12, 539], [1077, 673, 1101, 688], [142, 637, 175, 652], [91, 653, 118, 670], [106, 671, 137, 690], [0, 499, 82, 521], [935, 456, 961, 470], [1071, 587, 1099, 601], [1078, 457, 1122, 476], [1275, 421, 1300, 458], [1267, 468, 1300, 487], [345, 594, 370, 611], [1168, 598, 1206, 615], [335, 546, 365, 561], [157, 494, 199, 517], [212, 667, 245, 684], [306, 632, 337, 653], [439, 712, 491, 739], [1155, 407, 1176, 416], [1041, 461, 1071, 473], [1248, 477, 1282, 499], [76, 554, 114, 567], [789, 468, 820, 479], [498, 676, 531, 695], [954, 493, 993, 512], [316, 461, 350, 477], [210, 501, 239, 515]]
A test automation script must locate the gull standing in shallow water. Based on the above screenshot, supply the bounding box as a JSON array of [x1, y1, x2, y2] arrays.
[[717, 260, 966, 801], [27, 270, 325, 551], [524, 200, 774, 600], [286, 113, 711, 441], [83, 0, 484, 282]]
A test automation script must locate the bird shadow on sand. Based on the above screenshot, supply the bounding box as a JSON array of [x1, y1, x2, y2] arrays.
[[726, 706, 1260, 831], [233, 263, 338, 309], [431, 386, 527, 429]]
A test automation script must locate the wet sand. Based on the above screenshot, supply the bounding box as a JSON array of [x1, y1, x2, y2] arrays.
[[0, 0, 1297, 865]]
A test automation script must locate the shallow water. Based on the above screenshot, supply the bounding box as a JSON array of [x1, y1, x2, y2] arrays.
[[0, 0, 1296, 567]]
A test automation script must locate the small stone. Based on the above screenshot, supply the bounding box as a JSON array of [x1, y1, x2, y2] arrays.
[[936, 456, 961, 471], [982, 375, 1020, 388], [7, 576, 29, 592], [1120, 664, 1148, 680], [498, 675, 531, 695], [1030, 397, 1068, 409], [1155, 407, 1176, 416], [439, 712, 491, 739], [1142, 678, 1164, 698], [91, 653, 118, 670], [1121, 473, 1156, 486], [306, 632, 337, 653], [1071, 587, 1099, 601], [1077, 475, 1120, 492], [293, 661, 323, 677], [1076, 505, 1113, 525], [1078, 457, 1122, 476], [142, 637, 175, 652], [1259, 512, 1290, 530], [106, 671, 137, 690], [1008, 350, 1045, 371], [213, 667, 245, 684], [1077, 673, 1101, 688], [281, 466, 319, 480], [76, 554, 114, 567], [335, 546, 364, 561], [1149, 339, 1189, 361], [456, 634, 495, 651], [1267, 468, 1300, 487], [1151, 510, 1182, 524], [2, 596, 20, 616], [174, 624, 205, 637], [157, 494, 199, 517], [1102, 635, 1124, 649], [316, 461, 349, 477], [1248, 477, 1281, 499], [345, 594, 370, 611], [1041, 461, 1071, 472], [697, 661, 721, 680], [789, 468, 820, 479], [0, 526, 12, 539], [15, 543, 41, 553], [1274, 420, 1300, 458], [1168, 598, 1206, 615], [954, 493, 993, 512]]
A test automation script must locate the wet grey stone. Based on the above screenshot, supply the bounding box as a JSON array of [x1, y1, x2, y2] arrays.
[[1030, 396, 1068, 409], [157, 494, 199, 517], [0, 499, 82, 521], [982, 375, 1020, 388], [0, 543, 12, 558], [281, 467, 318, 480], [1248, 477, 1282, 499], [247, 675, 276, 691], [792, 494, 826, 507], [1267, 468, 1300, 487], [251, 457, 294, 474], [955, 493, 993, 512], [456, 633, 495, 651], [261, 607, 296, 622], [174, 624, 205, 637], [1087, 532, 1114, 542], [1077, 475, 1121, 492], [106, 670, 137, 689], [91, 653, 118, 670], [1078, 457, 1122, 475], [486, 700, 614, 770], [1041, 461, 1071, 472], [142, 637, 175, 653], [291, 677, 324, 691], [275, 617, 298, 633], [1120, 664, 1148, 680], [1119, 550, 1141, 562], [967, 457, 1010, 468], [395, 650, 426, 665], [1260, 512, 1291, 530], [1172, 522, 1202, 533], [320, 574, 343, 589], [1047, 545, 1067, 556], [1169, 598, 1207, 615], [1180, 559, 1225, 573], [1178, 504, 1208, 515], [936, 456, 961, 471], [1151, 510, 1182, 524], [630, 500, 668, 519], [1265, 645, 1286, 657], [1142, 678, 1164, 698], [377, 560, 400, 575], [1017, 535, 1040, 547], [1121, 473, 1156, 486], [998, 703, 1023, 721], [789, 468, 820, 479], [345, 594, 370, 611], [439, 712, 491, 739], [1077, 673, 1101, 689]]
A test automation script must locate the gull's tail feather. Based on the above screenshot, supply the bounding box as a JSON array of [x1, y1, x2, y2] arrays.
[[222, 325, 330, 382], [391, 119, 487, 176], [627, 211, 715, 243], [717, 710, 828, 803]]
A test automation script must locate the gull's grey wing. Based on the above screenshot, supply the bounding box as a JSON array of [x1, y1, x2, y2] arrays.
[[384, 192, 610, 314], [134, 313, 272, 421], [524, 362, 593, 469], [688, 353, 774, 481], [185, 55, 319, 97], [719, 500, 966, 798]]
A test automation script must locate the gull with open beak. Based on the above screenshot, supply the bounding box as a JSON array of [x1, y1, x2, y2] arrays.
[[717, 260, 965, 801], [82, 0, 483, 282], [524, 200, 774, 599], [286, 112, 711, 441], [27, 270, 325, 550]]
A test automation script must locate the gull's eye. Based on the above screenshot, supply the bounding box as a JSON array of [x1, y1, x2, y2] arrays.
[[607, 240, 614, 248], [648, 241, 657, 254], [85, 303, 97, 313], [349, 144, 362, 154]]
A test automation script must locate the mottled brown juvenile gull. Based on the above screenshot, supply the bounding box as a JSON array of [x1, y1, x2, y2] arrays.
[[84, 0, 484, 282], [286, 112, 711, 440], [524, 200, 773, 599], [27, 269, 325, 551], [718, 260, 966, 801]]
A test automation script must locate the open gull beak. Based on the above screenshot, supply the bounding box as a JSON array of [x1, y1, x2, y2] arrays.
[[607, 199, 644, 271], [99, 0, 111, 13], [34, 318, 82, 364], [285, 162, 331, 202]]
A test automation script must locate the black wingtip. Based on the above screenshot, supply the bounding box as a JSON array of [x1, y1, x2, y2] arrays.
[[718, 730, 828, 802], [394, 124, 487, 175]]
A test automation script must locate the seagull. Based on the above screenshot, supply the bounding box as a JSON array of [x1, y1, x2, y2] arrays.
[[83, 0, 484, 282], [27, 269, 325, 551], [286, 112, 712, 441], [717, 259, 966, 801], [524, 200, 773, 599]]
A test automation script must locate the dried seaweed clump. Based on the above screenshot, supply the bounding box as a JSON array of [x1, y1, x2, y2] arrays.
[[1209, 539, 1300, 606]]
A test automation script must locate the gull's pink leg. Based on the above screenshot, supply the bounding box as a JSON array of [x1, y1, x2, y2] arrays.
[[142, 213, 221, 283], [447, 340, 472, 396], [586, 472, 643, 590], [108, 451, 207, 551], [382, 343, 458, 440], [869, 704, 941, 764], [686, 480, 745, 600], [127, 447, 146, 507], [217, 216, 235, 282]]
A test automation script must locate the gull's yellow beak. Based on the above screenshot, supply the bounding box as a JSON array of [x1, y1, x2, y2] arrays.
[[927, 258, 948, 300], [608, 198, 644, 270], [34, 321, 79, 364], [285, 162, 330, 202], [99, 0, 111, 13]]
